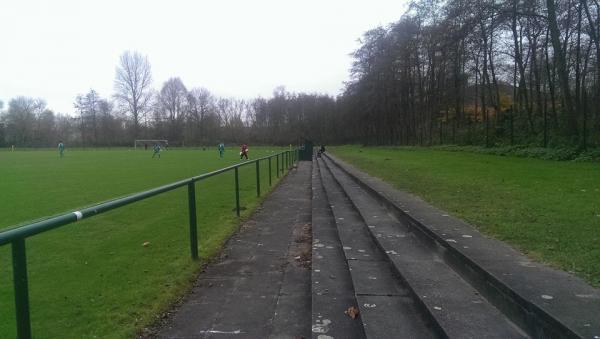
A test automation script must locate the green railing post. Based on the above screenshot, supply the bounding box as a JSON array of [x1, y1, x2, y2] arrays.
[[276, 154, 279, 178], [255, 160, 260, 197], [12, 238, 31, 339], [187, 182, 198, 260], [268, 157, 272, 186], [234, 167, 240, 217]]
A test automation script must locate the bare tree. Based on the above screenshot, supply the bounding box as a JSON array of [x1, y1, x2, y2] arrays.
[[187, 88, 216, 145], [113, 51, 153, 138], [158, 77, 188, 144], [75, 89, 101, 146], [4, 97, 46, 146]]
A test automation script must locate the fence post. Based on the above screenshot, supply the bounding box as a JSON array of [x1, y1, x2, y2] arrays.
[[234, 167, 240, 217], [255, 160, 260, 197], [268, 157, 272, 186], [187, 182, 198, 260], [276, 154, 279, 178], [12, 238, 31, 339]]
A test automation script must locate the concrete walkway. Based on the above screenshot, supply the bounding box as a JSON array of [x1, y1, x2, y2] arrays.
[[155, 161, 313, 339]]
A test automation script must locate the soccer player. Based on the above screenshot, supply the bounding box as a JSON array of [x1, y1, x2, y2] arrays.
[[218, 142, 225, 158], [58, 141, 65, 158], [240, 143, 249, 160], [152, 143, 161, 158]]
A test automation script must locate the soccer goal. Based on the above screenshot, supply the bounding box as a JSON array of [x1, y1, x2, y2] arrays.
[[134, 140, 169, 150]]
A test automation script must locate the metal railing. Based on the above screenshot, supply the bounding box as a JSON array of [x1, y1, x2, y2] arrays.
[[0, 149, 299, 339]]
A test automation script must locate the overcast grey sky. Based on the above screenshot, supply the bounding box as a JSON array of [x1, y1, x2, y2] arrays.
[[0, 0, 407, 114]]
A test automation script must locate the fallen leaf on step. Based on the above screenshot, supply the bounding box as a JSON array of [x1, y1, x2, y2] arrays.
[[345, 306, 360, 319]]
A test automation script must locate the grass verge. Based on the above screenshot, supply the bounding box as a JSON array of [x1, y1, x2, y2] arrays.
[[331, 145, 600, 287]]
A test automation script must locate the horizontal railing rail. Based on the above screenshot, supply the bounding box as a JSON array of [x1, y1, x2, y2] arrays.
[[1, 148, 299, 339]]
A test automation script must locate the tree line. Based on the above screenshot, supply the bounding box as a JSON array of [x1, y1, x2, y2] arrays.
[[338, 0, 600, 148], [3, 0, 598, 150], [0, 51, 336, 148]]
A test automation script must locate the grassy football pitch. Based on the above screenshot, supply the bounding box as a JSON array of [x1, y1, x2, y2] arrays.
[[0, 146, 289, 338]]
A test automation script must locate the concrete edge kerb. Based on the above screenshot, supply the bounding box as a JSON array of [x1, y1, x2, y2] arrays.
[[323, 153, 581, 339]]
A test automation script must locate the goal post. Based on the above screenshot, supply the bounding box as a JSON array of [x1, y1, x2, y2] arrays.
[[134, 140, 169, 150]]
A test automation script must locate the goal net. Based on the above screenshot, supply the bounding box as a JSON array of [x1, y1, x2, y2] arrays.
[[134, 140, 169, 150]]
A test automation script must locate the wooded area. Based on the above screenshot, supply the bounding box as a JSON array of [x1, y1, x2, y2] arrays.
[[340, 0, 600, 148], [1, 0, 598, 149]]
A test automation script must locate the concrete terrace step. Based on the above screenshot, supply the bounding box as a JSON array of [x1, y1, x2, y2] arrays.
[[311, 161, 366, 338], [316, 158, 438, 339], [323, 153, 600, 339], [320, 156, 528, 339]]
